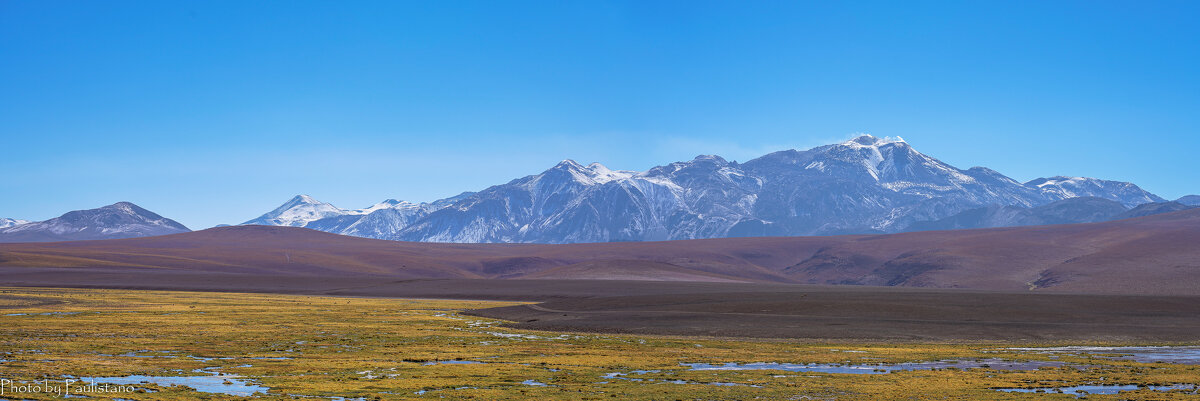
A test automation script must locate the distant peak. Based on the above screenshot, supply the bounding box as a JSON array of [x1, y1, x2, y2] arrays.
[[543, 159, 631, 184], [0, 217, 31, 229], [1027, 176, 1092, 186], [850, 134, 878, 145], [279, 194, 329, 208], [551, 159, 615, 173], [104, 202, 144, 214], [966, 166, 1003, 175], [554, 159, 585, 169], [1177, 195, 1200, 206], [691, 154, 728, 163], [845, 134, 906, 147], [293, 194, 320, 203], [363, 198, 419, 212], [241, 194, 346, 226]]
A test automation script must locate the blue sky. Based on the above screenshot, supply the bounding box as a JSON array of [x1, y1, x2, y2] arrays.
[[2, 0, 1198, 229]]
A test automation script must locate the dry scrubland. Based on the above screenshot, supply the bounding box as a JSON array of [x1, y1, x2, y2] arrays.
[[5, 207, 1200, 294], [0, 288, 1198, 400]]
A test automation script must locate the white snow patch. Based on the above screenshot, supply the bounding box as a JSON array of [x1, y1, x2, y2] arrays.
[[0, 218, 30, 229]]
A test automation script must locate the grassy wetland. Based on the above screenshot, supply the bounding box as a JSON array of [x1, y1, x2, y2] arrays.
[[1, 287, 1198, 400]]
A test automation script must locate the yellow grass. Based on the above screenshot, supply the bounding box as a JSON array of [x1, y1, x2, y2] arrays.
[[0, 287, 1196, 400]]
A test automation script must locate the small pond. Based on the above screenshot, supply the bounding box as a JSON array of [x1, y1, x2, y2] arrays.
[[74, 368, 268, 397]]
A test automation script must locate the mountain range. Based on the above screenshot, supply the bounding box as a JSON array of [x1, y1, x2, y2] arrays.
[[236, 135, 1186, 243], [2, 135, 1194, 244]]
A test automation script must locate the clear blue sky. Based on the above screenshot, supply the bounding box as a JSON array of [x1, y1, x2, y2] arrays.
[[2, 0, 1198, 229]]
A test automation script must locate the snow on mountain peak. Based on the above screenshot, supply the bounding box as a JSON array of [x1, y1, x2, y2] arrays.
[[291, 194, 323, 205], [244, 195, 347, 227], [553, 159, 585, 170], [846, 134, 906, 147], [100, 202, 179, 225], [1025, 176, 1108, 192], [546, 159, 633, 185], [0, 218, 30, 229], [363, 199, 422, 213], [369, 199, 403, 208], [1029, 176, 1085, 188], [1024, 176, 1165, 207], [231, 135, 1169, 243], [692, 154, 727, 162], [108, 201, 139, 213], [243, 194, 440, 231], [583, 162, 634, 183]]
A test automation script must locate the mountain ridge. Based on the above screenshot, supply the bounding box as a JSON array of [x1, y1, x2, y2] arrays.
[[242, 135, 1170, 243]]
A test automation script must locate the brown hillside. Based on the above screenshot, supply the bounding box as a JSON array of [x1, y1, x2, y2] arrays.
[[1, 209, 1198, 295]]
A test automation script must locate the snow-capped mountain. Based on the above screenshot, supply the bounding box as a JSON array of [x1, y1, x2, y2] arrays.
[[389, 135, 1053, 242], [0, 202, 190, 243], [243, 135, 1171, 243], [1025, 176, 1164, 207], [732, 136, 1050, 235], [0, 218, 29, 229], [245, 193, 476, 239], [242, 195, 351, 227], [304, 199, 437, 239], [393, 159, 693, 243]]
